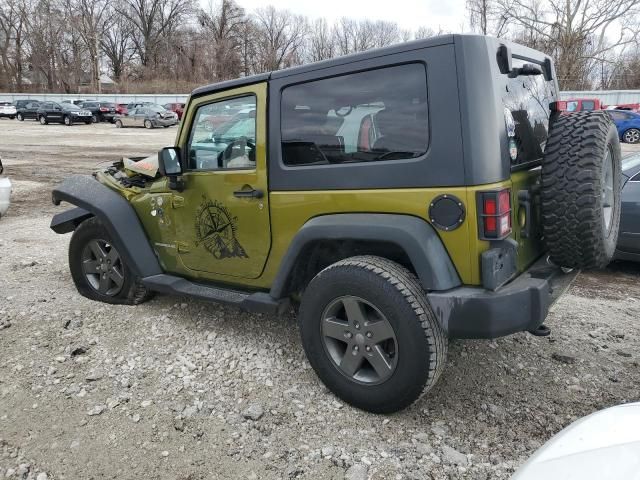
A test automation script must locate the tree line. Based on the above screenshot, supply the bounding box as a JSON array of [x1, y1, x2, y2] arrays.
[[0, 0, 639, 93]]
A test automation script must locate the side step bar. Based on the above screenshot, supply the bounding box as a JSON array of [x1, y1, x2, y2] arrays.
[[142, 274, 289, 315]]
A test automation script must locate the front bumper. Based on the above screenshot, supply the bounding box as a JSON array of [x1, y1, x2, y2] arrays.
[[152, 117, 177, 127], [427, 256, 578, 339]]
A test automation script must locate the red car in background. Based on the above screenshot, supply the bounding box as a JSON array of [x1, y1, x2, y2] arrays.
[[163, 103, 185, 120], [116, 103, 128, 115]]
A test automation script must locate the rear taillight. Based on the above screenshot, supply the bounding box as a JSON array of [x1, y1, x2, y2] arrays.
[[478, 189, 512, 240], [99, 107, 109, 112]]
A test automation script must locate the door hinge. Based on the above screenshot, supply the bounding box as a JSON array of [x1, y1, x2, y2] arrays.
[[176, 241, 190, 253], [172, 196, 185, 208]]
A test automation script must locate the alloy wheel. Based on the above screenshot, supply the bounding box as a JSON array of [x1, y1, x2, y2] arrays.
[[624, 129, 640, 144], [81, 239, 125, 296], [321, 296, 398, 385]]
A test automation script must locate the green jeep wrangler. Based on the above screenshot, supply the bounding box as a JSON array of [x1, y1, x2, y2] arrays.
[[51, 35, 622, 413]]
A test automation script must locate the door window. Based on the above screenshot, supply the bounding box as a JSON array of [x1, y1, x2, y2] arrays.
[[187, 95, 257, 171]]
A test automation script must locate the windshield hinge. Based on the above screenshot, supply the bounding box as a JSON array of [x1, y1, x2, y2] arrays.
[[176, 241, 190, 253]]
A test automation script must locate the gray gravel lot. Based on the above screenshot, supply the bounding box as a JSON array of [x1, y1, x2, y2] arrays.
[[1, 120, 639, 480]]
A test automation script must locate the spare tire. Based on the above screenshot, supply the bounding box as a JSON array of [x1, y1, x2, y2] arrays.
[[541, 111, 621, 269]]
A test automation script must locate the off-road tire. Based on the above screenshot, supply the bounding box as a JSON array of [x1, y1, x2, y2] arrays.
[[115, 120, 123, 128], [299, 255, 447, 413], [69, 217, 154, 305], [17, 113, 23, 121], [541, 111, 622, 269], [144, 120, 152, 129], [39, 115, 47, 125]]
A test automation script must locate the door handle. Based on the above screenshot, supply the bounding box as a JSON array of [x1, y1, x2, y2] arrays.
[[233, 188, 264, 199]]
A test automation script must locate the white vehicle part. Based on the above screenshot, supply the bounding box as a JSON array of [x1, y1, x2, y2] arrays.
[[0, 177, 11, 218], [512, 402, 640, 480], [123, 155, 158, 178]]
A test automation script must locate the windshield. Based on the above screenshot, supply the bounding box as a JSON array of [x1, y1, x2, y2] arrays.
[[63, 104, 81, 111]]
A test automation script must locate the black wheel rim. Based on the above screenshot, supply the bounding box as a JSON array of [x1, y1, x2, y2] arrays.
[[602, 145, 615, 235], [81, 239, 125, 296], [321, 296, 398, 385]]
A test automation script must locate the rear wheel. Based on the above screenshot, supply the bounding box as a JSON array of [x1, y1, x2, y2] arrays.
[[144, 119, 152, 129], [9, 115, 14, 120], [541, 111, 622, 269], [91, 114, 98, 123], [39, 115, 47, 125], [299, 255, 447, 413], [69, 217, 154, 305], [623, 128, 640, 144]]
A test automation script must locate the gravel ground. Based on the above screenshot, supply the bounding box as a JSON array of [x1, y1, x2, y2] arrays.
[[1, 120, 639, 480]]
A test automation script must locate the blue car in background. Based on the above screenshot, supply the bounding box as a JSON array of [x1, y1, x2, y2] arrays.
[[607, 110, 640, 144]]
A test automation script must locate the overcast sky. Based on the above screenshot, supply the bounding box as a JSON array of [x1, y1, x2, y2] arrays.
[[207, 0, 468, 33]]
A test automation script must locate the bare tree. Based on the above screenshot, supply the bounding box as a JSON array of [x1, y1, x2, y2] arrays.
[[306, 17, 334, 62], [497, 0, 640, 89], [253, 6, 307, 71], [118, 0, 193, 72]]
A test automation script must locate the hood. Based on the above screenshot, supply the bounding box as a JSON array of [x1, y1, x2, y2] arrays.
[[123, 155, 158, 178], [512, 402, 640, 480]]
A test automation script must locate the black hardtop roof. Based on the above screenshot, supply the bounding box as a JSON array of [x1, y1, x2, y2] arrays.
[[191, 34, 456, 98]]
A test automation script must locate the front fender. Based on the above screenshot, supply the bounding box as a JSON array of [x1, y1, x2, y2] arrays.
[[51, 175, 162, 278], [269, 213, 461, 298]]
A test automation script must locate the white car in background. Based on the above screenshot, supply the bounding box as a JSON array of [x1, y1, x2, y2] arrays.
[[0, 156, 11, 218], [0, 101, 17, 119], [513, 402, 640, 479]]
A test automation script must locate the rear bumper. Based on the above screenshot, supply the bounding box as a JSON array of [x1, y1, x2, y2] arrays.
[[427, 256, 578, 339]]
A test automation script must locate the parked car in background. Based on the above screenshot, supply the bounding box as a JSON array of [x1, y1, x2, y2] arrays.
[[37, 101, 92, 125], [616, 153, 640, 262], [606, 103, 640, 113], [114, 105, 178, 129], [79, 101, 117, 123], [163, 102, 185, 120], [62, 99, 89, 106], [607, 110, 640, 144], [116, 103, 128, 115], [16, 101, 41, 121], [0, 156, 10, 219], [14, 99, 36, 110], [0, 102, 16, 119], [558, 98, 603, 113]]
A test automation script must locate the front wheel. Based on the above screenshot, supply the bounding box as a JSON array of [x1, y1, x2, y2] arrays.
[[144, 119, 152, 129], [115, 120, 123, 128], [39, 115, 47, 125], [69, 217, 154, 305], [623, 128, 640, 144], [299, 256, 447, 413], [64, 115, 72, 126], [17, 113, 24, 121]]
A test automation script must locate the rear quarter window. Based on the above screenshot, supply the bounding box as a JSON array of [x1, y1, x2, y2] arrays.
[[280, 63, 429, 167]]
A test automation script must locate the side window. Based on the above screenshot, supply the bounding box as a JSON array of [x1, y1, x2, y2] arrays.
[[581, 100, 596, 111], [566, 101, 578, 112], [187, 95, 257, 171], [609, 111, 624, 121], [280, 63, 429, 166]]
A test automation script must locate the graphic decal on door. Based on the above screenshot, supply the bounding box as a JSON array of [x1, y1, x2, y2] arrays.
[[194, 195, 248, 259]]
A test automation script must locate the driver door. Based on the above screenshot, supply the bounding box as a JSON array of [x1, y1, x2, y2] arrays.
[[171, 83, 271, 281]]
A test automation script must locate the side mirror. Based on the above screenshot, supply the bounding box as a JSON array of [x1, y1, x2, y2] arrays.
[[158, 147, 184, 191]]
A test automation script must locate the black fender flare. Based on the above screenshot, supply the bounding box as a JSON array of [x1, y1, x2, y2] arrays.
[[50, 175, 162, 278], [269, 213, 461, 298]]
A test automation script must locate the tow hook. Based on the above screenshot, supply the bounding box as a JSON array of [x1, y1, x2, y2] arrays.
[[528, 324, 551, 337]]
